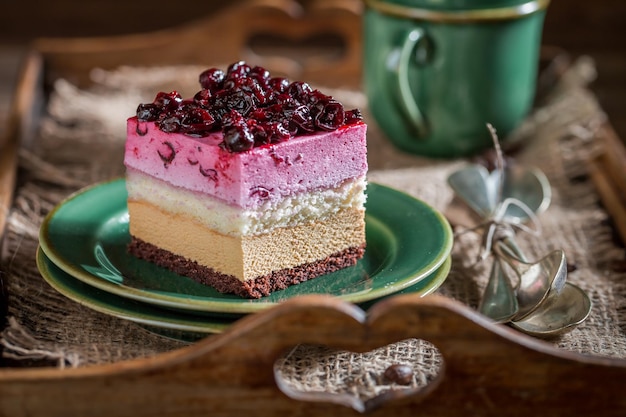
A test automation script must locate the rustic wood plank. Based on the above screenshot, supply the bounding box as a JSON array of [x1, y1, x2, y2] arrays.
[[598, 125, 626, 199], [0, 52, 42, 242], [588, 156, 626, 246], [32, 0, 363, 89], [0, 137, 18, 242]]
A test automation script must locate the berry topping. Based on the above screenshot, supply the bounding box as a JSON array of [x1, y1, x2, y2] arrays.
[[157, 141, 176, 165], [136, 103, 160, 122], [199, 68, 225, 91], [153, 91, 182, 110], [199, 166, 218, 181], [313, 98, 345, 131], [135, 61, 364, 152], [249, 186, 273, 200]]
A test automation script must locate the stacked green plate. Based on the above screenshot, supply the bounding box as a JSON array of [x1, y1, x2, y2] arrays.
[[37, 179, 453, 339]]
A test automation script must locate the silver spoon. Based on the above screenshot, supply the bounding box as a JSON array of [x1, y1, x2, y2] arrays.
[[501, 165, 551, 223], [447, 164, 551, 222], [448, 164, 550, 322], [448, 164, 551, 268], [500, 239, 591, 336], [510, 282, 592, 338], [494, 242, 568, 321], [448, 163, 590, 335], [447, 164, 498, 218], [478, 256, 519, 323]]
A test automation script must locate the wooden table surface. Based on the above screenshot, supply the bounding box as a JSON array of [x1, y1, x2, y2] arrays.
[[0, 45, 25, 140]]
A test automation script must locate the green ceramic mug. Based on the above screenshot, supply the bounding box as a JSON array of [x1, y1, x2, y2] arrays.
[[363, 0, 549, 158]]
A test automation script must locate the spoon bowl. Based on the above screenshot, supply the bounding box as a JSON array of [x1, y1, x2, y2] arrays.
[[510, 282, 592, 337], [447, 164, 551, 222], [447, 164, 498, 218], [495, 242, 568, 321], [501, 165, 552, 222]]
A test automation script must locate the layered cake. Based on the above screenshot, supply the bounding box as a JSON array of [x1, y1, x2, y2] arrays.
[[124, 62, 368, 298]]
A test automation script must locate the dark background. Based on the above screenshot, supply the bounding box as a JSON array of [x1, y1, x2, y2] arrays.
[[0, 0, 624, 138]]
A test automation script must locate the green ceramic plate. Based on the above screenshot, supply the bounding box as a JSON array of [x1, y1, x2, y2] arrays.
[[36, 248, 451, 337], [39, 179, 453, 314], [36, 248, 231, 336]]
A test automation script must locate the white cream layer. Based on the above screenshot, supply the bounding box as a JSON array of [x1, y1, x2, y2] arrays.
[[126, 169, 366, 237]]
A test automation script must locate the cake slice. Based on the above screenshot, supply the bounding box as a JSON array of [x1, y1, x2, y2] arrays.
[[124, 62, 367, 298]]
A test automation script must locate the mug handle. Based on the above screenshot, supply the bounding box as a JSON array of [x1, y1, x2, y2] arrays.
[[391, 28, 429, 139]]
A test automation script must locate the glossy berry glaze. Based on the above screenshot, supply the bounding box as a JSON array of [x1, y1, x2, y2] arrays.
[[135, 61, 363, 153]]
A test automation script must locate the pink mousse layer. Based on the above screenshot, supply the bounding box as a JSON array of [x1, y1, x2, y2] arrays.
[[124, 117, 368, 209]]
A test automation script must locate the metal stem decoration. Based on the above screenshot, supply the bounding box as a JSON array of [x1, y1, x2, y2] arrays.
[[447, 124, 591, 337]]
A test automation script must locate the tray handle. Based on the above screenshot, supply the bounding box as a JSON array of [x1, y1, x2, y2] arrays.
[[0, 52, 43, 242], [2, 294, 626, 416], [34, 0, 363, 89]]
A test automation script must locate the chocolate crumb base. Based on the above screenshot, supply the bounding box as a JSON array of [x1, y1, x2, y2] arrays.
[[128, 237, 366, 299]]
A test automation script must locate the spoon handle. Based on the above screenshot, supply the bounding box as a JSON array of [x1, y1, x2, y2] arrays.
[[493, 240, 527, 275], [478, 256, 519, 323], [501, 235, 528, 262]]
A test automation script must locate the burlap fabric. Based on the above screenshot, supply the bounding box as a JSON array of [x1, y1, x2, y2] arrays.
[[1, 57, 625, 399]]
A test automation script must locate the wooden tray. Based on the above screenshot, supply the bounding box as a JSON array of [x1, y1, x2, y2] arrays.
[[1, 1, 626, 416]]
